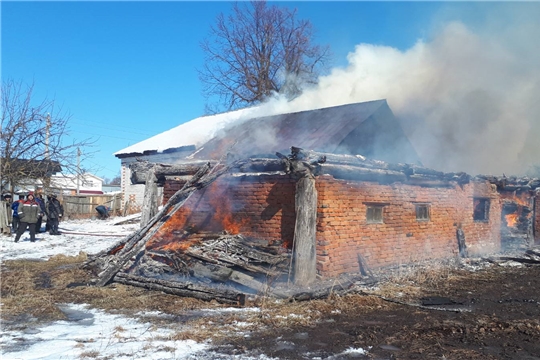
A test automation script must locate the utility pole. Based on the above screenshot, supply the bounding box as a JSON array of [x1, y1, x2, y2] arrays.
[[45, 114, 51, 160], [42, 114, 52, 194], [76, 147, 81, 195]]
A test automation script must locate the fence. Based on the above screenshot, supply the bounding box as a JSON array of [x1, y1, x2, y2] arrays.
[[0, 202, 11, 234], [62, 193, 123, 219]]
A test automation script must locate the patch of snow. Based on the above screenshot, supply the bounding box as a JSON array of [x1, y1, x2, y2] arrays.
[[0, 218, 138, 261], [342, 346, 371, 355], [1, 303, 207, 360], [203, 307, 261, 314], [498, 260, 524, 268]]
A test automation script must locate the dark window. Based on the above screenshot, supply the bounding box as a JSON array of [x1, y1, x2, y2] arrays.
[[473, 198, 490, 221], [366, 205, 384, 224], [415, 204, 430, 221]]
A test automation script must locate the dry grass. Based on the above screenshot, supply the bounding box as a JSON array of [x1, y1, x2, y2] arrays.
[[78, 350, 101, 359], [0, 251, 480, 348], [1, 254, 224, 325], [368, 258, 465, 302]]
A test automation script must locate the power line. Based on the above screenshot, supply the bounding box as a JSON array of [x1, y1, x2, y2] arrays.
[[84, 159, 120, 174], [70, 121, 155, 137], [67, 130, 145, 142]]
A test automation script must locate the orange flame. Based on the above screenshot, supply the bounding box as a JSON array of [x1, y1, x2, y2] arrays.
[[500, 192, 531, 207], [205, 181, 247, 235], [146, 180, 247, 252], [505, 213, 519, 227]]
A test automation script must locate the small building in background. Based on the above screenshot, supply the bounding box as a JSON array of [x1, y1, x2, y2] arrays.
[[50, 173, 104, 195]]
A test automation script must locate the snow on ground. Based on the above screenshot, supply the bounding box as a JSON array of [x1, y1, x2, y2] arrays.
[[0, 218, 138, 261], [1, 303, 207, 360], [0, 217, 281, 360]]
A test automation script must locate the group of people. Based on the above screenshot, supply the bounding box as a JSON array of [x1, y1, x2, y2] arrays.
[[4, 192, 64, 243]]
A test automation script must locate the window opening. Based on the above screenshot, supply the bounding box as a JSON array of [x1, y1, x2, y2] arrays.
[[473, 198, 490, 221], [415, 204, 430, 221], [366, 205, 384, 224]]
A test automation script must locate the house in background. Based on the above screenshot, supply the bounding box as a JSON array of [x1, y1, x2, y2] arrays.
[[114, 100, 420, 213], [102, 184, 121, 193], [2, 159, 62, 195], [50, 173, 104, 195]]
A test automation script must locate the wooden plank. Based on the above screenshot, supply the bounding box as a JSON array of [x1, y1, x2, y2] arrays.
[[140, 168, 158, 227], [320, 164, 407, 183], [292, 175, 318, 286], [130, 161, 218, 184], [114, 272, 245, 305]]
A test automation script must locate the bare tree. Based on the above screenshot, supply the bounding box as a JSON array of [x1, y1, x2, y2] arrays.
[[110, 174, 121, 185], [103, 173, 121, 185], [0, 79, 95, 194], [199, 0, 330, 111]]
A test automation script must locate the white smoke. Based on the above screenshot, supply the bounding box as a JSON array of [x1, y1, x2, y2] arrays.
[[252, 11, 540, 176]]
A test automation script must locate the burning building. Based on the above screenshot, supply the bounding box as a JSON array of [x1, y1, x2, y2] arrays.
[[95, 100, 539, 303], [479, 176, 540, 250]]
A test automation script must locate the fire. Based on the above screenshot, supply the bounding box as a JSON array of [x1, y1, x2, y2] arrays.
[[145, 180, 247, 252], [500, 192, 531, 207], [110, 243, 125, 255], [205, 181, 247, 235], [505, 213, 519, 227], [159, 238, 200, 252]]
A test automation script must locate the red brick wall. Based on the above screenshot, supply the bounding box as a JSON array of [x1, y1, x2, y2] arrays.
[[156, 173, 501, 278], [315, 176, 501, 277], [150, 175, 296, 250], [163, 179, 187, 205]]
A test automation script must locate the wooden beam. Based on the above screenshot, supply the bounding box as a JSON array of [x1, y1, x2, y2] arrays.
[[292, 175, 318, 286], [320, 164, 407, 183], [114, 272, 245, 305], [140, 167, 158, 227], [129, 161, 218, 184]]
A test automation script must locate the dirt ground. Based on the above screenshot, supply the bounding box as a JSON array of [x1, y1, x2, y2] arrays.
[[218, 263, 540, 360], [2, 255, 540, 360]]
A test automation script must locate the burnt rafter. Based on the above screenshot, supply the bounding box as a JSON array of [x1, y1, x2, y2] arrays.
[[129, 160, 219, 185], [476, 174, 540, 192], [276, 147, 327, 179], [129, 149, 480, 188]]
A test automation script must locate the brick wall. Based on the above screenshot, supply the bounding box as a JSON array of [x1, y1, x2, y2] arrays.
[[156, 173, 501, 278], [152, 174, 296, 249], [163, 179, 188, 205], [315, 176, 500, 277]]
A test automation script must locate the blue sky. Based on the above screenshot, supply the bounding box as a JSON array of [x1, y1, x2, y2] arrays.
[[1, 1, 518, 180]]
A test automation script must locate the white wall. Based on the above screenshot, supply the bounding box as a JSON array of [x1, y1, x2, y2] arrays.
[[50, 173, 103, 193]]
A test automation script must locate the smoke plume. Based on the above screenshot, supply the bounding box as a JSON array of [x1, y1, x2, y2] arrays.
[[251, 9, 540, 176]]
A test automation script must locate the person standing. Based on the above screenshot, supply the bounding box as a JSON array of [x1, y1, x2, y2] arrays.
[[14, 192, 42, 243], [35, 193, 47, 233], [11, 195, 24, 233], [47, 194, 64, 235]]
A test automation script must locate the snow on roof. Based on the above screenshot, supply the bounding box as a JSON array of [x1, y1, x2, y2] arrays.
[[114, 106, 262, 156], [53, 173, 104, 181]]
